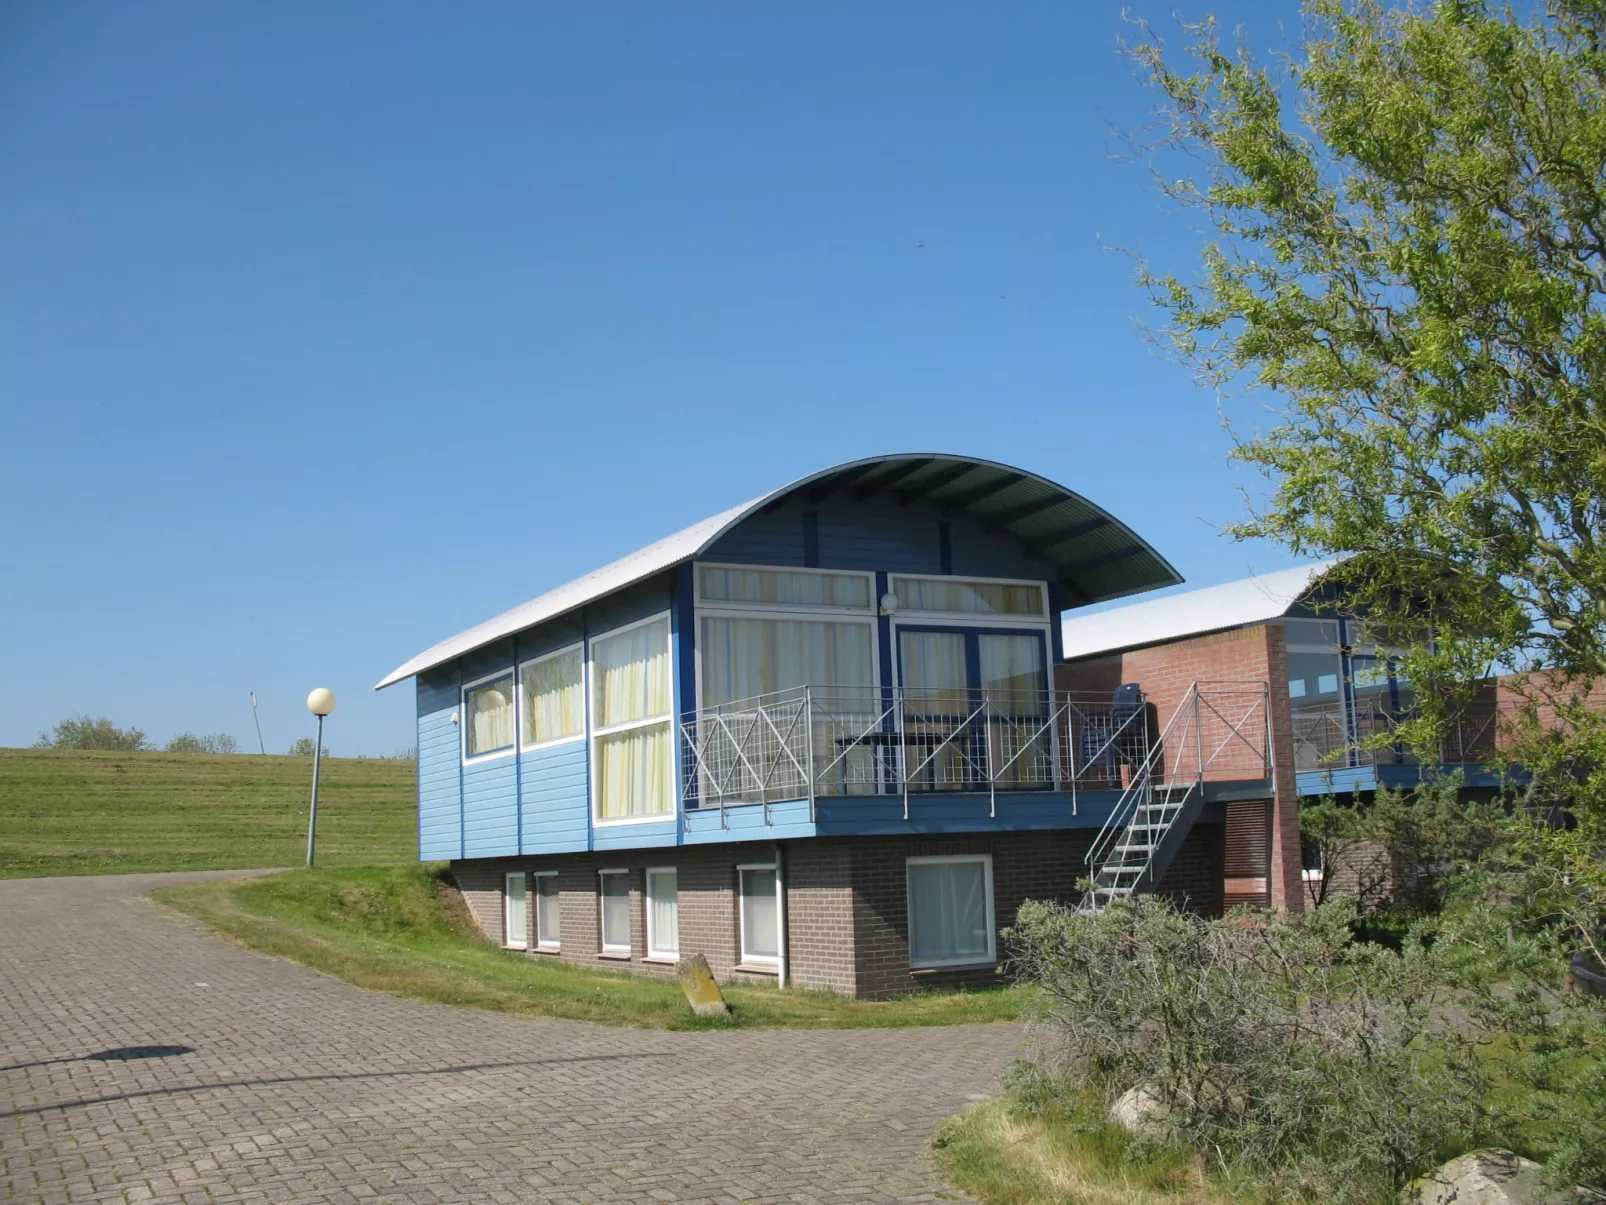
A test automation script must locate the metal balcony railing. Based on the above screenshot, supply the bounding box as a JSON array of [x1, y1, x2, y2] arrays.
[[1291, 698, 1502, 772], [679, 683, 1271, 823]]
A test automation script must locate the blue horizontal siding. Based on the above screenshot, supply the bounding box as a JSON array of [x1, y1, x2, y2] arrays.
[[417, 672, 461, 862], [462, 755, 519, 858], [521, 740, 588, 854], [591, 818, 678, 850], [682, 799, 815, 843]]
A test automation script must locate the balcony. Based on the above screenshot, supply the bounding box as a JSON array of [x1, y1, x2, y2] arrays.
[[1291, 697, 1501, 773], [679, 683, 1272, 820]]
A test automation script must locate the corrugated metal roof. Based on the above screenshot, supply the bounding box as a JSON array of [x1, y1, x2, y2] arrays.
[[1059, 559, 1343, 661], [376, 453, 1183, 689]]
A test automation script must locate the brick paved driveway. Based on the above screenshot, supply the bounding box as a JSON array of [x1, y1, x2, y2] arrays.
[[1, 872, 1018, 1204]]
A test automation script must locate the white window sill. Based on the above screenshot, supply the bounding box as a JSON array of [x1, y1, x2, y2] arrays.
[[598, 950, 632, 961], [910, 959, 997, 973], [642, 955, 679, 965], [734, 962, 779, 976]]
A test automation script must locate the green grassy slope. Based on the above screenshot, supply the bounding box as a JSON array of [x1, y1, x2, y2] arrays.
[[0, 749, 416, 877]]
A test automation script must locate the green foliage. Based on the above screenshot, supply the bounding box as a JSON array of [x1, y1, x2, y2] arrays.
[[165, 732, 239, 755], [1130, 0, 1606, 995], [1008, 896, 1487, 1200], [33, 714, 149, 751], [155, 866, 1027, 1031], [286, 736, 331, 758]]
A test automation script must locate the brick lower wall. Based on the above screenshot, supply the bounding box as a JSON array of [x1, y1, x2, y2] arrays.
[[450, 822, 1229, 1000]]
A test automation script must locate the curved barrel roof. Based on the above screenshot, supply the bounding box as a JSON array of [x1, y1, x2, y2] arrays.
[[376, 453, 1181, 689]]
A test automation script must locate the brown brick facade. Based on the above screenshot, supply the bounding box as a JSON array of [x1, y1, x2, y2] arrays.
[[1057, 622, 1304, 912], [451, 821, 1225, 1000]]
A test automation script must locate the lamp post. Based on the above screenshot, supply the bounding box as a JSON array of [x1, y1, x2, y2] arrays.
[[305, 688, 336, 867]]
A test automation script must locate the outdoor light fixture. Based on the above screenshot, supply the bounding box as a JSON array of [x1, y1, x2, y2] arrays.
[[879, 592, 900, 616], [304, 687, 336, 867]]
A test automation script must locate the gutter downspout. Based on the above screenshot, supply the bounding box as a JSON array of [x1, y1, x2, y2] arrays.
[[773, 841, 788, 989]]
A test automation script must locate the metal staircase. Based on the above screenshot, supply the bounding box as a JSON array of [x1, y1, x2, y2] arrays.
[[1083, 683, 1266, 910]]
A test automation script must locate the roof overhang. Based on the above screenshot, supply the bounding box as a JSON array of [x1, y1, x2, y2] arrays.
[[376, 453, 1182, 689]]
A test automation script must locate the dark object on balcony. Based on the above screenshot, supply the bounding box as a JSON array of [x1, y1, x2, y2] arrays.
[[1080, 685, 1150, 782]]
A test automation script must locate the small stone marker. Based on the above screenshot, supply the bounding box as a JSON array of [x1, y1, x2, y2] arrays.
[[675, 953, 729, 1017]]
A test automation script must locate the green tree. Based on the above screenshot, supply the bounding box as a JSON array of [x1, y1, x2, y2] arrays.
[[287, 737, 331, 758], [1130, 2, 1606, 1182], [1130, 0, 1606, 930], [34, 715, 149, 751]]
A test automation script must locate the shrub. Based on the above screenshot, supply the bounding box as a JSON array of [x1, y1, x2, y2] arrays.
[[1007, 896, 1493, 1202], [166, 733, 239, 754], [287, 737, 331, 757], [33, 715, 149, 751]]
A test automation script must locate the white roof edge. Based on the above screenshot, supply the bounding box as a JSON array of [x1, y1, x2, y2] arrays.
[[1059, 558, 1344, 662], [372, 499, 755, 689]]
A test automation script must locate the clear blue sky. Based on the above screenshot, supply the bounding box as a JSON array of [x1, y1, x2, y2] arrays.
[[1, 1, 1306, 756]]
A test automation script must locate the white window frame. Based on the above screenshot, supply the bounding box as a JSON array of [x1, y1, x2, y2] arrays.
[[737, 862, 782, 968], [518, 641, 586, 752], [503, 871, 528, 951], [598, 868, 632, 955], [462, 668, 518, 764], [906, 853, 996, 969], [588, 612, 675, 827], [645, 866, 679, 960], [888, 573, 1051, 627], [694, 562, 876, 614], [532, 870, 561, 950]]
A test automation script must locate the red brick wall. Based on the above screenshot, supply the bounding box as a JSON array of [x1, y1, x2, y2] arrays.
[[1057, 622, 1304, 912]]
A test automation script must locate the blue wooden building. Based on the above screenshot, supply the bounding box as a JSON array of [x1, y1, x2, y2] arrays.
[[376, 453, 1273, 996]]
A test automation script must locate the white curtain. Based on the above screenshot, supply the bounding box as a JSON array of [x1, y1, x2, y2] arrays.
[[504, 873, 527, 947], [593, 619, 670, 728], [596, 723, 671, 818], [535, 875, 560, 946], [523, 648, 583, 744], [978, 634, 1046, 714], [908, 860, 990, 963], [601, 874, 631, 949], [899, 631, 969, 713], [698, 566, 870, 609], [700, 617, 874, 707], [892, 577, 1043, 616], [648, 869, 678, 955], [468, 677, 514, 755], [740, 867, 779, 961]]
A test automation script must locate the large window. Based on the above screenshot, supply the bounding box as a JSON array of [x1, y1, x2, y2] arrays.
[[591, 616, 673, 821], [521, 645, 583, 748], [906, 855, 994, 968], [599, 870, 631, 953], [738, 864, 780, 966], [503, 872, 528, 950], [698, 565, 871, 610], [892, 576, 1045, 617], [700, 616, 875, 707], [534, 871, 560, 949], [465, 673, 515, 759], [646, 867, 679, 959]]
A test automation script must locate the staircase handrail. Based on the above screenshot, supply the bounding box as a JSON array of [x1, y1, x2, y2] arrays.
[[1084, 683, 1202, 873]]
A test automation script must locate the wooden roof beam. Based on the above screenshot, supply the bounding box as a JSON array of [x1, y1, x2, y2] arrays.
[[1022, 517, 1116, 560], [938, 472, 1024, 516], [985, 495, 1085, 533], [894, 462, 980, 507]]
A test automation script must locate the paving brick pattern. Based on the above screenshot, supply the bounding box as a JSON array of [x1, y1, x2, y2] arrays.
[[1, 872, 1018, 1204]]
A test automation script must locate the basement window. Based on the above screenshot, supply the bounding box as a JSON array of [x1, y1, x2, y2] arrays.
[[907, 855, 995, 968], [599, 869, 631, 954], [533, 871, 560, 949], [503, 872, 528, 950], [738, 864, 780, 967]]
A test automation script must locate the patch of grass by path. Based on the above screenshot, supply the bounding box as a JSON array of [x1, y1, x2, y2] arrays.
[[153, 864, 1025, 1030], [933, 1093, 1256, 1205], [0, 748, 415, 877]]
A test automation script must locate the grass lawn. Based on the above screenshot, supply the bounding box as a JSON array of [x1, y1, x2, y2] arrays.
[[933, 1092, 1257, 1205], [0, 748, 416, 877], [154, 864, 1027, 1030]]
